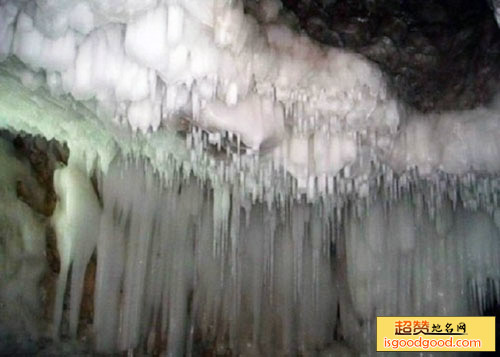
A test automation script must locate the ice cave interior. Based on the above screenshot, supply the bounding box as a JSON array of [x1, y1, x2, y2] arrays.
[[1, 0, 500, 355]]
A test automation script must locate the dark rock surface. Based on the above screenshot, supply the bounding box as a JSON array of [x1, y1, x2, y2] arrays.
[[272, 0, 500, 111]]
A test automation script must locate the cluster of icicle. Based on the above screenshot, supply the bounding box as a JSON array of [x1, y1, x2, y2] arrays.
[[48, 153, 500, 356], [0, 0, 397, 140], [1, 0, 500, 193]]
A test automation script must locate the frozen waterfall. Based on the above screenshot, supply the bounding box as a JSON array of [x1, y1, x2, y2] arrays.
[[0, 0, 500, 355]]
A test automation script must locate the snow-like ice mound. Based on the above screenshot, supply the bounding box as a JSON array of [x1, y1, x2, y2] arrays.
[[0, 0, 499, 200]]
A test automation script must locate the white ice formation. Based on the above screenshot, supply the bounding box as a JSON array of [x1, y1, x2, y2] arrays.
[[0, 0, 500, 355], [51, 156, 101, 339], [0, 0, 499, 192]]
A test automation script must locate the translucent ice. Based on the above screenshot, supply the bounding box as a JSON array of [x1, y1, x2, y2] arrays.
[[51, 157, 101, 337]]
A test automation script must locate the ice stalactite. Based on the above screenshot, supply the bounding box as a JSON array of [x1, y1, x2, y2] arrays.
[[84, 155, 339, 355], [40, 150, 498, 355], [51, 153, 101, 338], [0, 0, 499, 355], [344, 199, 500, 352], [0, 0, 401, 187], [1, 0, 500, 197], [93, 159, 198, 354]]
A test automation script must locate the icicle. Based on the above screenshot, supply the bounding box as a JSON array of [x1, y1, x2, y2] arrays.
[[52, 157, 101, 339]]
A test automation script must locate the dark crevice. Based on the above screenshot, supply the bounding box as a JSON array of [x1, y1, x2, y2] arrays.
[[274, 0, 500, 111]]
